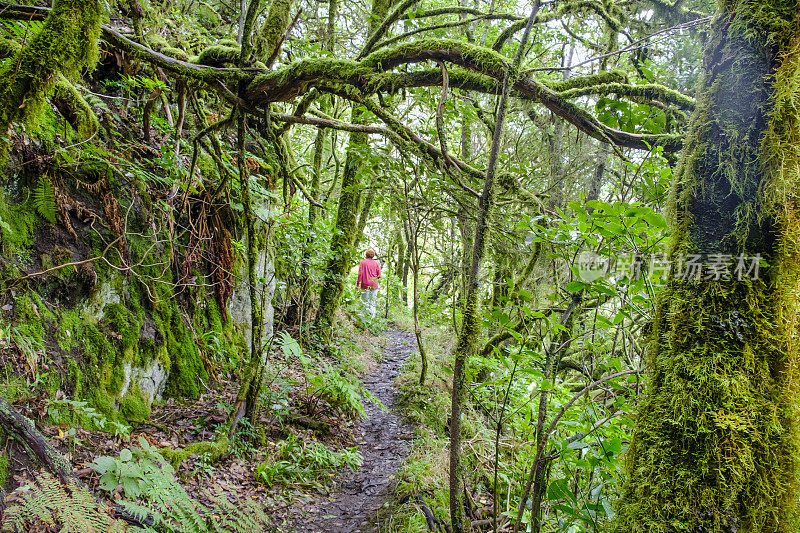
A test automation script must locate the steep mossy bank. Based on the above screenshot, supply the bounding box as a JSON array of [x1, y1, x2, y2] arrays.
[[0, 156, 255, 429]]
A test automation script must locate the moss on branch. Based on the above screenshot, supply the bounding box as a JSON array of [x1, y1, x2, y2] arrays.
[[544, 69, 627, 91], [557, 82, 695, 110], [0, 0, 102, 160], [197, 43, 242, 67]]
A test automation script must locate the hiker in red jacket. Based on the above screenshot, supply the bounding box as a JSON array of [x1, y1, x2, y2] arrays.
[[357, 249, 381, 319]]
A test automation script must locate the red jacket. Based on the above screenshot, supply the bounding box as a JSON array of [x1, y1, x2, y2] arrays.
[[357, 258, 381, 289]]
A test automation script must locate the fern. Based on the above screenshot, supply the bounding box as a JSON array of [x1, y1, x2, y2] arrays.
[[1, 472, 127, 533], [32, 174, 56, 223], [100, 437, 273, 533], [2, 439, 272, 533]]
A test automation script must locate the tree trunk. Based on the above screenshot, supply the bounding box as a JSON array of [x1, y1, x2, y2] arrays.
[[300, 0, 336, 323], [616, 3, 800, 531], [314, 124, 366, 338], [449, 3, 542, 530], [314, 0, 395, 340]]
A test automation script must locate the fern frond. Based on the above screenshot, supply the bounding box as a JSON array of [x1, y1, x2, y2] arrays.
[[32, 174, 56, 223], [1, 472, 127, 533]]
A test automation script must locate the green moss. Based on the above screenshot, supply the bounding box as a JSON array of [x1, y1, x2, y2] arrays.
[[57, 309, 83, 351], [51, 75, 99, 137], [256, 0, 293, 62], [120, 383, 151, 422], [557, 82, 695, 111], [195, 152, 219, 180], [0, 374, 33, 402], [545, 69, 628, 91], [103, 302, 143, 360], [0, 0, 102, 162], [153, 296, 206, 399], [0, 36, 21, 59], [197, 44, 241, 67], [160, 46, 188, 61], [68, 359, 83, 399], [0, 451, 9, 486], [144, 34, 169, 50], [0, 189, 36, 257], [364, 37, 509, 78], [14, 293, 49, 347], [615, 3, 800, 531], [159, 436, 229, 468], [82, 321, 121, 399]]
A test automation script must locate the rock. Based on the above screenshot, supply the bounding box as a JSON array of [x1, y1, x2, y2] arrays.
[[228, 195, 276, 352], [81, 279, 121, 322], [120, 360, 168, 405]]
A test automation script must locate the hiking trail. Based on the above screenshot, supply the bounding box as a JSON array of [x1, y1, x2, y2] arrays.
[[285, 329, 416, 532]]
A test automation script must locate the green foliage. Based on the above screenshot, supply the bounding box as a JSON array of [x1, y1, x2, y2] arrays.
[[47, 398, 112, 431], [1, 472, 128, 532], [0, 188, 35, 256], [0, 0, 102, 161], [87, 437, 269, 532], [0, 451, 9, 486], [32, 174, 56, 224], [304, 361, 382, 419], [255, 433, 361, 488]]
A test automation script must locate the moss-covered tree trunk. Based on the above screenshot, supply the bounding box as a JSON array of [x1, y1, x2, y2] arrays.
[[314, 0, 396, 339], [615, 2, 800, 531], [449, 3, 541, 530], [314, 124, 368, 338]]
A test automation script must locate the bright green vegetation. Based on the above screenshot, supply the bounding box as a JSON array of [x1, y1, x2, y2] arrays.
[[2, 0, 797, 530], [255, 433, 361, 488]]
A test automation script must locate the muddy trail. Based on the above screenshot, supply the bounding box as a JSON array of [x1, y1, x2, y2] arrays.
[[285, 329, 416, 532]]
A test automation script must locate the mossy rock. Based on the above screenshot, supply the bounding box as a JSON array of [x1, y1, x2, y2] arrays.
[[120, 384, 151, 422]]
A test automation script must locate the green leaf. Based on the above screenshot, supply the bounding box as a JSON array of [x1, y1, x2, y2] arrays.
[[565, 281, 588, 293], [89, 456, 116, 474], [642, 212, 667, 228], [99, 472, 118, 491]]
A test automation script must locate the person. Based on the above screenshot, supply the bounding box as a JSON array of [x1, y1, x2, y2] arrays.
[[357, 249, 381, 319]]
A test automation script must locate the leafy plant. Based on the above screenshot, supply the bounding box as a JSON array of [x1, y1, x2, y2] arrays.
[[226, 417, 257, 458], [192, 452, 216, 480], [32, 175, 56, 224], [47, 398, 108, 431], [88, 437, 269, 532], [1, 472, 127, 532], [255, 433, 361, 489], [305, 363, 383, 419]]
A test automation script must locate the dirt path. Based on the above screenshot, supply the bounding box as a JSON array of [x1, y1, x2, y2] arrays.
[[286, 329, 415, 532]]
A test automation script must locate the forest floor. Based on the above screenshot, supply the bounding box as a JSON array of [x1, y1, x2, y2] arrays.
[[2, 327, 416, 531], [279, 329, 416, 532]]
